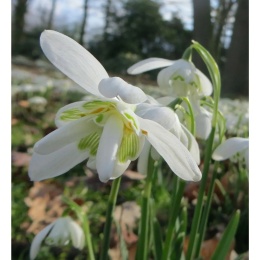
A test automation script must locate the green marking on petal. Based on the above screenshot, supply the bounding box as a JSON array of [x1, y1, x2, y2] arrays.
[[60, 108, 86, 121], [124, 112, 138, 130], [78, 132, 101, 155], [173, 75, 185, 81], [118, 130, 139, 162], [82, 100, 116, 111]]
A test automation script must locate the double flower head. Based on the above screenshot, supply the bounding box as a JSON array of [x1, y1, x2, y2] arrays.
[[29, 30, 202, 183]]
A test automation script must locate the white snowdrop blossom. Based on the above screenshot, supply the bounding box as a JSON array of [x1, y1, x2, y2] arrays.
[[212, 137, 249, 169], [135, 96, 201, 175], [128, 58, 213, 139], [30, 217, 85, 260], [29, 30, 202, 183]]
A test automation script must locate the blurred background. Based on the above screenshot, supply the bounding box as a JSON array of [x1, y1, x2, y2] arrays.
[[11, 0, 248, 97]]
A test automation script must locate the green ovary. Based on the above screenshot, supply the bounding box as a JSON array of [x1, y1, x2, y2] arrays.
[[78, 132, 101, 155], [118, 130, 139, 162]]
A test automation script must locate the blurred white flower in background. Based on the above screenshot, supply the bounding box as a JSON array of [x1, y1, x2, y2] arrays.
[[30, 217, 85, 260], [212, 137, 249, 170]]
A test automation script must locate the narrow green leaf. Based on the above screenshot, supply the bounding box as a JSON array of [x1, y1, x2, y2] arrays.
[[211, 210, 240, 260], [152, 217, 163, 259]]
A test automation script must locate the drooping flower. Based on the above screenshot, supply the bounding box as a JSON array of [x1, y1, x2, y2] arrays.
[[30, 217, 85, 260], [29, 30, 202, 183], [127, 58, 213, 139], [212, 137, 249, 169], [135, 96, 201, 175]]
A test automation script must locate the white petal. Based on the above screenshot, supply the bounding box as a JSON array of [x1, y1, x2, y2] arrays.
[[29, 143, 89, 181], [40, 30, 108, 96], [67, 218, 85, 250], [181, 125, 200, 164], [110, 160, 131, 179], [98, 77, 147, 104], [196, 69, 213, 96], [34, 118, 98, 155], [30, 222, 55, 260], [195, 107, 212, 140], [96, 115, 124, 182], [156, 96, 175, 106], [212, 138, 249, 161], [47, 218, 70, 245], [137, 141, 151, 175], [157, 66, 176, 92], [139, 117, 201, 181], [136, 104, 177, 130], [127, 58, 174, 74]]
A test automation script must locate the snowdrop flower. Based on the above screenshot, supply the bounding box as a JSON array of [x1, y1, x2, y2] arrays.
[[128, 58, 213, 139], [30, 217, 85, 260], [29, 30, 202, 183], [28, 96, 48, 113], [212, 137, 249, 169], [136, 97, 201, 175]]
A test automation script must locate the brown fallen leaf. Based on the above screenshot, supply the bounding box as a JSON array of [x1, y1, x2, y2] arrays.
[[184, 234, 235, 260], [109, 202, 140, 260], [12, 151, 31, 167], [23, 182, 65, 234]]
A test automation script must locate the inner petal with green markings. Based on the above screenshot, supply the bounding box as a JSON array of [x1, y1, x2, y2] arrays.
[[58, 99, 146, 166]]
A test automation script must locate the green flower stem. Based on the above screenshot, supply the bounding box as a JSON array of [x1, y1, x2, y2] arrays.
[[83, 213, 96, 260], [136, 158, 158, 260], [185, 127, 216, 260], [185, 41, 222, 260], [62, 196, 95, 260], [162, 178, 186, 260], [182, 46, 193, 61], [182, 97, 196, 135], [194, 163, 218, 258], [99, 176, 122, 260]]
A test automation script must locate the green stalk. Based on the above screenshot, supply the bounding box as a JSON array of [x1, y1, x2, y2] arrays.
[[194, 163, 218, 258], [185, 41, 222, 260], [162, 178, 186, 260], [185, 127, 216, 260], [182, 97, 196, 135], [62, 197, 95, 260], [99, 177, 122, 260], [83, 213, 96, 260], [136, 158, 158, 260]]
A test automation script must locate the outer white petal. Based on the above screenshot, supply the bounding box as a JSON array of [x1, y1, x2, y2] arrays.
[[139, 117, 201, 181], [127, 58, 174, 74], [111, 160, 131, 179], [34, 118, 98, 155], [195, 107, 212, 140], [30, 222, 55, 260], [40, 30, 108, 97], [137, 141, 151, 175], [67, 218, 85, 250], [212, 137, 249, 161], [196, 69, 213, 96], [135, 104, 177, 130], [157, 66, 176, 92], [98, 77, 147, 104], [96, 115, 124, 182], [47, 218, 70, 245], [29, 143, 89, 181], [181, 125, 200, 164]]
